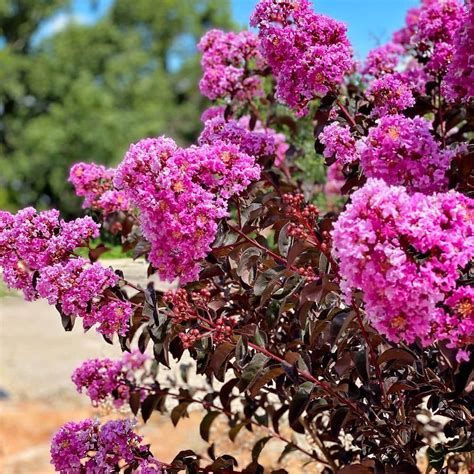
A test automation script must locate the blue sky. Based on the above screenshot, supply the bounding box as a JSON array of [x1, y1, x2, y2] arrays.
[[40, 0, 420, 60]]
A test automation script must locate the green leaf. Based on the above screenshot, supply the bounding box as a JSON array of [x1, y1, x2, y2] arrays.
[[330, 407, 349, 437], [427, 444, 446, 470], [237, 247, 262, 285], [235, 336, 248, 365], [377, 347, 416, 365], [277, 222, 291, 258], [229, 422, 245, 442], [129, 391, 141, 416], [209, 341, 235, 380], [338, 464, 374, 474], [253, 328, 267, 348], [278, 443, 298, 463], [354, 349, 369, 385]]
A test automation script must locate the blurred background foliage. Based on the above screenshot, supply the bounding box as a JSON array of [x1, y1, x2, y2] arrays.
[[0, 0, 234, 217]]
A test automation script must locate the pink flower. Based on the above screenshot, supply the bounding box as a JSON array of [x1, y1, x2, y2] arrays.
[[359, 114, 453, 194], [442, 2, 474, 103], [435, 287, 474, 361], [69, 162, 130, 214], [332, 178, 474, 347], [250, 0, 353, 115], [199, 108, 289, 166], [37, 258, 131, 337], [412, 0, 465, 73], [72, 351, 150, 407], [0, 208, 98, 300], [319, 122, 358, 165], [198, 29, 264, 102], [362, 43, 404, 78], [366, 73, 415, 118], [324, 162, 346, 197], [115, 137, 261, 284], [51, 419, 161, 473], [50, 419, 98, 473]]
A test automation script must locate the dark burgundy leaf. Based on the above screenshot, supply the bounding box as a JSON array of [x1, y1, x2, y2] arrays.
[[199, 411, 220, 442], [288, 381, 313, 428]]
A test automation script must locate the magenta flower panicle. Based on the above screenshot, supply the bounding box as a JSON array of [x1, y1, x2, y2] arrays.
[[115, 137, 261, 284], [250, 0, 353, 115], [332, 178, 474, 352], [51, 418, 162, 473]]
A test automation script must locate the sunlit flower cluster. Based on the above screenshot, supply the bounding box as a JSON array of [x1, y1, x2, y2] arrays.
[[250, 0, 353, 115], [37, 258, 131, 337], [437, 287, 474, 362], [442, 2, 474, 103], [50, 418, 162, 473], [199, 108, 288, 166], [0, 208, 131, 337], [319, 122, 358, 165], [361, 43, 404, 78], [198, 29, 264, 102], [359, 114, 453, 194], [115, 137, 260, 283], [72, 350, 150, 407], [0, 208, 98, 300], [69, 162, 130, 214], [366, 73, 415, 117], [332, 179, 474, 356], [411, 0, 465, 73]]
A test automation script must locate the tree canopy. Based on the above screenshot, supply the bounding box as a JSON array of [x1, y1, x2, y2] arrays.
[[0, 0, 233, 216]]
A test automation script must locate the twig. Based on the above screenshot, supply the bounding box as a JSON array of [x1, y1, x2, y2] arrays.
[[336, 99, 356, 128]]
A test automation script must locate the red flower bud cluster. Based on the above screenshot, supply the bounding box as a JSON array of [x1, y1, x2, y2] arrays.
[[179, 329, 202, 349], [191, 287, 212, 307], [163, 288, 197, 323], [283, 194, 319, 242], [296, 267, 318, 283], [213, 316, 237, 344]]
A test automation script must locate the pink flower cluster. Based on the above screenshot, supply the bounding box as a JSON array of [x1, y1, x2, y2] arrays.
[[0, 208, 98, 300], [392, 0, 437, 46], [411, 0, 465, 73], [366, 73, 415, 118], [332, 179, 474, 357], [72, 350, 150, 407], [438, 287, 474, 362], [198, 29, 264, 102], [0, 208, 131, 337], [393, 0, 464, 73], [361, 43, 404, 78], [319, 122, 358, 166], [199, 108, 289, 166], [115, 137, 261, 283], [250, 0, 353, 115], [69, 162, 130, 214], [359, 114, 453, 194], [50, 418, 162, 473], [442, 3, 474, 103], [37, 258, 131, 338]]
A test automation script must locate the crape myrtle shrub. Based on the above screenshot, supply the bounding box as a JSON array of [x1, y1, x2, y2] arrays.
[[1, 0, 473, 472]]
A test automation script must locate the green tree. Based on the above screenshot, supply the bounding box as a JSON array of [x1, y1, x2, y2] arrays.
[[0, 0, 233, 216]]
